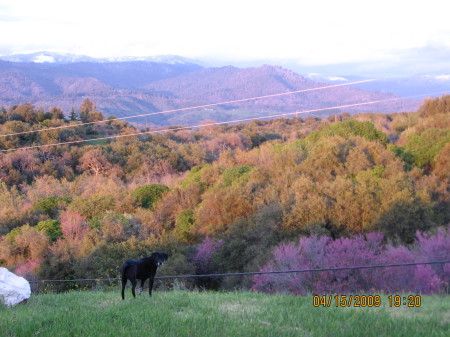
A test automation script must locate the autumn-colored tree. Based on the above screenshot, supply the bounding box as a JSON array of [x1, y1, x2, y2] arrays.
[[98, 213, 139, 243], [78, 148, 113, 176], [194, 185, 253, 235], [0, 224, 49, 272], [433, 143, 450, 180], [79, 99, 104, 123], [0, 182, 26, 235], [418, 95, 450, 117], [7, 104, 38, 124]]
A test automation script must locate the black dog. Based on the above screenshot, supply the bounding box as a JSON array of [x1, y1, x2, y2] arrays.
[[121, 252, 168, 300]]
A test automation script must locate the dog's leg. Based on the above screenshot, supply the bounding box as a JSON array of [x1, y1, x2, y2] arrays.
[[121, 277, 127, 300], [139, 279, 146, 295], [131, 279, 137, 299], [149, 277, 154, 297]]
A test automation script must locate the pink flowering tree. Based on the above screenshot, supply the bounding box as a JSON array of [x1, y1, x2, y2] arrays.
[[60, 210, 89, 241]]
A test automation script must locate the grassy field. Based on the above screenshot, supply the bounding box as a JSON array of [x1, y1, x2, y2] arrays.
[[1, 290, 449, 337]]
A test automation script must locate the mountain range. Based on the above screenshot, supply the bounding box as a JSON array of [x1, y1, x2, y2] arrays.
[[0, 51, 448, 126]]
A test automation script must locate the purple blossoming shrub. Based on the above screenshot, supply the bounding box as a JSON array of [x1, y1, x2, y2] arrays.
[[414, 227, 450, 292], [192, 237, 224, 274], [252, 226, 450, 294], [191, 237, 224, 289]]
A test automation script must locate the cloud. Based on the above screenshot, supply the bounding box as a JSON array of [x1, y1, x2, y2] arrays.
[[1, 0, 449, 77]]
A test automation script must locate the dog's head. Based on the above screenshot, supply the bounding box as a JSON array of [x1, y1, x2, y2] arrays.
[[151, 252, 169, 267]]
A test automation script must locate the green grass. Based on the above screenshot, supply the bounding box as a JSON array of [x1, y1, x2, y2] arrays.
[[1, 290, 449, 337]]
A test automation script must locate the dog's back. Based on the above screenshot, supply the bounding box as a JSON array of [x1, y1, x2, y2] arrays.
[[121, 259, 137, 277]]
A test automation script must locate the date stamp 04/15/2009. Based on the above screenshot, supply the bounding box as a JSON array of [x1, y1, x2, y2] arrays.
[[313, 295, 422, 308]]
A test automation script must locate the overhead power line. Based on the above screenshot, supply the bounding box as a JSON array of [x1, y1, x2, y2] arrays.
[[0, 79, 376, 138], [0, 96, 408, 152], [1, 90, 448, 153]]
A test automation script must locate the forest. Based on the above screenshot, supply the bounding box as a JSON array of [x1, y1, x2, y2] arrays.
[[0, 96, 449, 294]]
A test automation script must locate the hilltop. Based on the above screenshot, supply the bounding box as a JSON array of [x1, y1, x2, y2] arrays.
[[0, 53, 422, 125]]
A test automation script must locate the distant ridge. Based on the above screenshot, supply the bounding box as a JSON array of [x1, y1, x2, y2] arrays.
[[0, 54, 429, 126]]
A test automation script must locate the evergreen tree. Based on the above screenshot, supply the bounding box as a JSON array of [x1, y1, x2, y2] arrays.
[[69, 107, 78, 121]]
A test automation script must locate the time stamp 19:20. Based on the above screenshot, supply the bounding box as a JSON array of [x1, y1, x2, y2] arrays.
[[313, 295, 422, 308]]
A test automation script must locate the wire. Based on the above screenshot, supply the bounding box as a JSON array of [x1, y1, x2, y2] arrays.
[[27, 259, 450, 283], [0, 92, 439, 153], [0, 79, 377, 138]]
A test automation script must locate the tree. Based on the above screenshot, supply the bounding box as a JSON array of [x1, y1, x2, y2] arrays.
[[60, 210, 89, 241], [1, 224, 49, 269], [375, 199, 437, 244], [47, 107, 64, 120], [69, 107, 78, 121], [175, 209, 196, 242], [78, 148, 113, 176], [79, 99, 104, 123], [433, 143, 450, 180], [418, 95, 450, 117]]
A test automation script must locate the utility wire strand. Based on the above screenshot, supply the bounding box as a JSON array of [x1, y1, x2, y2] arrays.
[[27, 260, 450, 283], [0, 79, 376, 138], [0, 91, 442, 153]]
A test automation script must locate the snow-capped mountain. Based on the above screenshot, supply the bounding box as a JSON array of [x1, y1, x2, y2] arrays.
[[417, 74, 450, 81], [103, 55, 197, 65], [302, 73, 450, 98], [0, 51, 197, 65], [305, 73, 350, 83], [0, 51, 98, 63]]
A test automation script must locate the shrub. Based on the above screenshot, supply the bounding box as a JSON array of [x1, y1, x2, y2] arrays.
[[68, 196, 115, 219], [36, 219, 62, 241], [132, 184, 170, 209], [390, 145, 415, 170], [404, 129, 450, 168], [415, 227, 450, 290], [221, 165, 253, 187], [190, 237, 223, 290], [308, 120, 388, 144], [33, 196, 71, 217], [253, 227, 450, 295]]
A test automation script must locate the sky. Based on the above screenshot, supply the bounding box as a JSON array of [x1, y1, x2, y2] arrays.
[[1, 0, 450, 76]]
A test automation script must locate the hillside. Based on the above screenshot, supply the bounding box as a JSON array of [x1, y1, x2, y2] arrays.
[[0, 96, 449, 293], [0, 58, 420, 125], [145, 65, 416, 122]]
